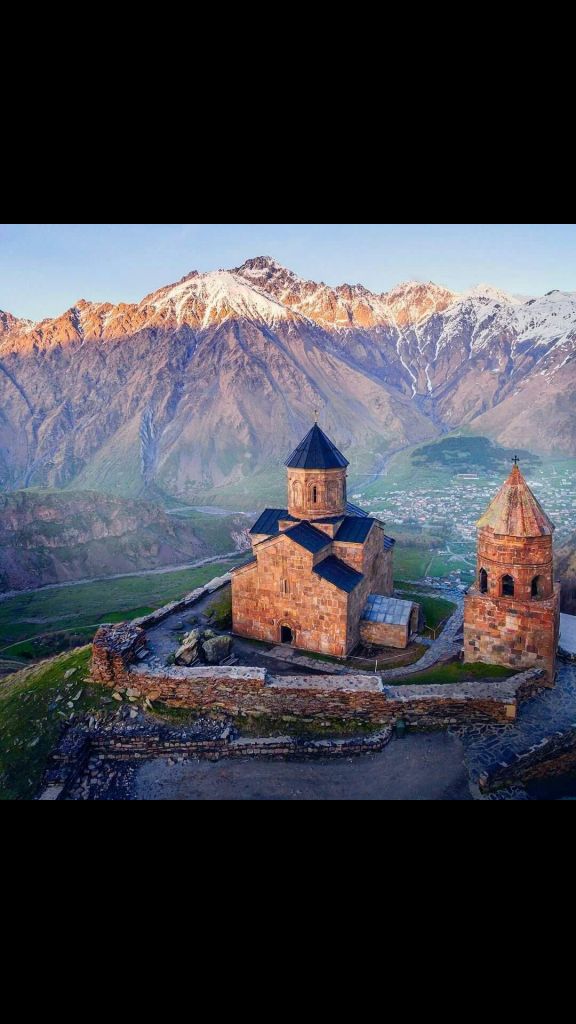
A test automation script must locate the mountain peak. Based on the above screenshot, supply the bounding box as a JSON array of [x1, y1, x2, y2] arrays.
[[464, 283, 521, 305], [235, 256, 288, 275]]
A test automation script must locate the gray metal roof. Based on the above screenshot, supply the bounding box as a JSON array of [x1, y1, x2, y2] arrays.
[[313, 555, 364, 593], [284, 521, 331, 554], [335, 516, 375, 543], [249, 508, 289, 536], [285, 424, 349, 470], [362, 594, 414, 626]]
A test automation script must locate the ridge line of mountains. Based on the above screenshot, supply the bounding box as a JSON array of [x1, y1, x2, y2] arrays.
[[0, 256, 575, 501]]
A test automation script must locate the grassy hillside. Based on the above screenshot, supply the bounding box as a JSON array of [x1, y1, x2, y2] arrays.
[[0, 558, 243, 662], [0, 648, 100, 800]]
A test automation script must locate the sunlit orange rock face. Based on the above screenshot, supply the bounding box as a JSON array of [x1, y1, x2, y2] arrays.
[[464, 465, 560, 684], [0, 257, 575, 496]]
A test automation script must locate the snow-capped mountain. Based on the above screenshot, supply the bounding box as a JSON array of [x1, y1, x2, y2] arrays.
[[0, 256, 574, 498]]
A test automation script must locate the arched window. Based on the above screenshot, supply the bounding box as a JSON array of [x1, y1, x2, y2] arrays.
[[479, 568, 488, 594], [502, 574, 515, 597], [312, 485, 318, 504], [281, 578, 290, 596], [531, 575, 543, 598]]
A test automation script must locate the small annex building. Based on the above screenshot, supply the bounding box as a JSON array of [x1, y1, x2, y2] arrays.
[[231, 423, 419, 657]]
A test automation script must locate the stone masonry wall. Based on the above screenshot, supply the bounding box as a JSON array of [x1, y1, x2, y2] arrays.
[[479, 727, 576, 791], [477, 530, 555, 602], [287, 467, 347, 519], [232, 532, 351, 655], [464, 585, 561, 684], [359, 620, 408, 649], [90, 625, 545, 726]]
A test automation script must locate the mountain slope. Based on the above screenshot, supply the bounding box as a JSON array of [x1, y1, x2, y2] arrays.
[[0, 259, 574, 500], [0, 491, 228, 592]]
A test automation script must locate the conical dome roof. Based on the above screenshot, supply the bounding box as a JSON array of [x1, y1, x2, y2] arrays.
[[285, 424, 349, 470], [476, 464, 555, 537]]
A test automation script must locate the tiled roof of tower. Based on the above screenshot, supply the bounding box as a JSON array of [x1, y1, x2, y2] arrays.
[[285, 424, 349, 470], [284, 521, 331, 554], [313, 556, 364, 592], [476, 464, 555, 537]]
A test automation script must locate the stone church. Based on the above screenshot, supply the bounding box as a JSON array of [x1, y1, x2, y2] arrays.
[[231, 424, 418, 656], [464, 460, 560, 684]]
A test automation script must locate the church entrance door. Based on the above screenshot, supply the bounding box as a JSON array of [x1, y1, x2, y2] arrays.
[[281, 625, 293, 645]]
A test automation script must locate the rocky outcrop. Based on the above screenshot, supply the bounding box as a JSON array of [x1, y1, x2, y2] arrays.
[[0, 490, 209, 593]]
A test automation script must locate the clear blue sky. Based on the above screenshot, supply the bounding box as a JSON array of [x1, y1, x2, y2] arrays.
[[1, 223, 575, 321]]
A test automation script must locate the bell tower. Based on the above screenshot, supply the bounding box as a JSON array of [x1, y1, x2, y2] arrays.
[[463, 458, 561, 685], [285, 422, 348, 520]]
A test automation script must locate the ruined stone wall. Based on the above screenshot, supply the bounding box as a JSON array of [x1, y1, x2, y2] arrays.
[[359, 620, 409, 649], [463, 584, 561, 684], [231, 533, 350, 655]]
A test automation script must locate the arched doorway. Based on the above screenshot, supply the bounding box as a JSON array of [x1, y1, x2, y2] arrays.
[[531, 575, 544, 598], [281, 625, 294, 645]]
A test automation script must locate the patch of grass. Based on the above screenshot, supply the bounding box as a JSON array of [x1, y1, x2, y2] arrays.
[[0, 647, 109, 801], [206, 589, 232, 630], [398, 592, 456, 631], [390, 546, 432, 579], [390, 660, 517, 687]]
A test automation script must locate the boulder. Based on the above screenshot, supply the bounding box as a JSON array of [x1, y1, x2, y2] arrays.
[[175, 628, 202, 666], [201, 635, 233, 665]]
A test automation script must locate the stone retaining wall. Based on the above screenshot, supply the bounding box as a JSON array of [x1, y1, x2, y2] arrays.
[[479, 726, 576, 791], [39, 719, 395, 799]]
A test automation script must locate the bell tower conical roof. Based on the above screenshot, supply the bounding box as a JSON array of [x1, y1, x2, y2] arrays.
[[476, 463, 555, 537], [285, 423, 349, 470]]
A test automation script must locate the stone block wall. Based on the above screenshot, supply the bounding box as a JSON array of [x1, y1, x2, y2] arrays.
[[287, 467, 347, 519], [477, 530, 555, 602], [463, 584, 560, 684], [90, 627, 545, 727], [232, 533, 350, 655], [359, 619, 409, 649], [479, 727, 576, 791]]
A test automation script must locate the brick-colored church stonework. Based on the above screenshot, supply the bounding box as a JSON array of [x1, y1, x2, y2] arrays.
[[464, 463, 560, 684], [231, 424, 399, 656]]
